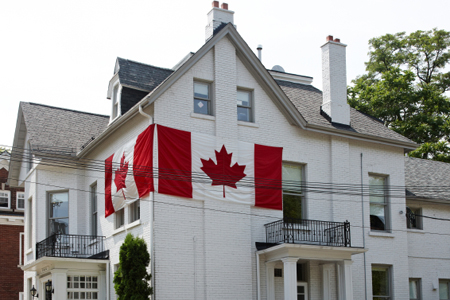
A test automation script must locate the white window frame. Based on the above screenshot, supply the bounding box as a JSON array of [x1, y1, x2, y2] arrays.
[[237, 88, 253, 122], [440, 279, 450, 300], [90, 183, 98, 236], [369, 174, 390, 232], [193, 80, 212, 115], [129, 200, 140, 223], [0, 190, 11, 209], [110, 81, 122, 122], [282, 163, 305, 220], [67, 274, 100, 300], [16, 192, 25, 210], [48, 190, 69, 236], [372, 265, 391, 300], [409, 278, 421, 300], [115, 208, 125, 229]]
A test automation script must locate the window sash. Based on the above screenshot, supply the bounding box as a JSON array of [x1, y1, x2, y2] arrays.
[[90, 184, 97, 236], [372, 266, 390, 299], [129, 200, 140, 223], [194, 82, 211, 115], [115, 209, 124, 229], [440, 280, 450, 300], [409, 279, 420, 300], [237, 90, 252, 122], [17, 192, 25, 209]]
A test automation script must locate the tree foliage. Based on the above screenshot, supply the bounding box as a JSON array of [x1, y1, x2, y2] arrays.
[[348, 29, 450, 161], [114, 233, 153, 300]]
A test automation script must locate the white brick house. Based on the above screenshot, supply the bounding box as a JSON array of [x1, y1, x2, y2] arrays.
[[10, 2, 447, 300]]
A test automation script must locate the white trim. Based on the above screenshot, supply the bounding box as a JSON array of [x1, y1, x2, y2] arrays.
[[16, 191, 25, 210], [190, 112, 216, 121], [110, 80, 122, 123], [238, 120, 259, 128], [0, 190, 11, 209], [269, 70, 313, 85], [18, 232, 24, 266]]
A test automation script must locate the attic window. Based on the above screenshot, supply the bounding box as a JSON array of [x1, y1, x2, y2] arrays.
[[111, 83, 121, 120]]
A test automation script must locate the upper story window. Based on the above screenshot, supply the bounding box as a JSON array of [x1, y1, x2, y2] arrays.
[[369, 175, 389, 231], [48, 191, 69, 236], [90, 183, 97, 236], [115, 208, 125, 229], [16, 192, 25, 210], [0, 190, 11, 209], [194, 81, 211, 115], [282, 163, 304, 220], [237, 89, 253, 122], [406, 206, 422, 230], [409, 278, 421, 300], [111, 83, 121, 120]]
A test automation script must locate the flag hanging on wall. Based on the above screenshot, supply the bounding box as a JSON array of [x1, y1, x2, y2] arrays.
[[105, 124, 155, 217], [157, 124, 283, 210]]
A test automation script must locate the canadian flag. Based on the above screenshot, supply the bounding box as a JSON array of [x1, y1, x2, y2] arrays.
[[157, 125, 283, 210], [105, 124, 155, 217]]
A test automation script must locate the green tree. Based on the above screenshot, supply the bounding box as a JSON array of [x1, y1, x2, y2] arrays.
[[348, 29, 450, 162], [114, 233, 153, 300]]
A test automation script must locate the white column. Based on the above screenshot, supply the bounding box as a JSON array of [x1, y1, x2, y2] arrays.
[[266, 262, 276, 300], [337, 260, 353, 300], [99, 270, 106, 300], [282, 257, 298, 300], [322, 263, 334, 300], [51, 269, 68, 300]]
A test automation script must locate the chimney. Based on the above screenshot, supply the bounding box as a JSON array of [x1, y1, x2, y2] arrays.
[[205, 2, 234, 41], [321, 36, 350, 125], [257, 44, 263, 61]]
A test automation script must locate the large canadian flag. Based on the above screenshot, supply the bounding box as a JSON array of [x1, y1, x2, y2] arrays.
[[157, 125, 283, 210], [105, 124, 155, 217]]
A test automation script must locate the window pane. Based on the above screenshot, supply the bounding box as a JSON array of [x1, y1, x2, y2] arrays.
[[369, 176, 386, 203], [282, 164, 302, 193], [194, 82, 209, 99], [370, 204, 385, 230], [440, 281, 449, 300], [237, 90, 250, 107], [50, 192, 69, 218], [194, 99, 210, 115], [237, 106, 250, 122], [409, 280, 417, 299], [283, 194, 302, 220], [372, 267, 389, 296], [50, 218, 69, 235]]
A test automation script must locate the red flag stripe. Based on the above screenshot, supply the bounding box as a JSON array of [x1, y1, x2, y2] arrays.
[[105, 154, 115, 217], [254, 144, 283, 210], [157, 125, 193, 198], [134, 124, 155, 198]]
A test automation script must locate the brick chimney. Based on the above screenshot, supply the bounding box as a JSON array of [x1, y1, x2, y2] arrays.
[[205, 1, 234, 41], [321, 35, 350, 125]]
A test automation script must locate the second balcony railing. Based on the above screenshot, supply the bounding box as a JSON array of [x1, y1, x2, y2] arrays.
[[36, 234, 106, 260]]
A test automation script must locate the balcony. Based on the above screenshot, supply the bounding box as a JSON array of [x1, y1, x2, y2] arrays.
[[264, 218, 351, 247], [36, 234, 107, 260]]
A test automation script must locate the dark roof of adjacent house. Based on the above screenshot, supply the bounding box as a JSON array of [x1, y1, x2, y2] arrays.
[[116, 57, 174, 92], [405, 157, 450, 201], [21, 102, 109, 154]]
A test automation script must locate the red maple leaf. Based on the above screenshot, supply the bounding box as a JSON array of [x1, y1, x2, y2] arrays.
[[200, 145, 246, 197], [114, 153, 129, 192]]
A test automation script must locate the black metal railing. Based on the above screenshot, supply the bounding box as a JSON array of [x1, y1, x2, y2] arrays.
[[265, 218, 351, 247], [36, 234, 106, 260]]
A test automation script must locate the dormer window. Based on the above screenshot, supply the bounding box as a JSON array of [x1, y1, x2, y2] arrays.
[[111, 83, 121, 120]]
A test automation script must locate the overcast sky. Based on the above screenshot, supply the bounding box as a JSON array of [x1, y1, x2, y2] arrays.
[[1, 0, 448, 148]]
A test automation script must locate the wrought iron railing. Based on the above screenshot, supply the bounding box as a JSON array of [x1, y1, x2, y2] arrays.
[[265, 218, 351, 247], [36, 234, 106, 260]]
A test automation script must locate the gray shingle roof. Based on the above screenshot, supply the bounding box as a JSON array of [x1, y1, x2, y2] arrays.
[[21, 102, 109, 154], [276, 80, 414, 144], [405, 157, 450, 201], [116, 57, 174, 92]]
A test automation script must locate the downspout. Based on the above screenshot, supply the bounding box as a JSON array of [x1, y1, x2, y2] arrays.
[[361, 153, 368, 300], [256, 252, 261, 300], [139, 105, 153, 123], [106, 262, 110, 300]]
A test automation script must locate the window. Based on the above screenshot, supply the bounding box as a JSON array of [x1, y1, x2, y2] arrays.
[[129, 200, 140, 223], [372, 266, 391, 300], [237, 89, 252, 122], [17, 192, 25, 210], [48, 191, 69, 236], [194, 81, 211, 115], [67, 275, 99, 299], [369, 175, 389, 231], [27, 197, 32, 248], [115, 208, 124, 229], [409, 278, 421, 300], [0, 190, 10, 208], [440, 280, 450, 300], [111, 83, 120, 120], [282, 163, 303, 220], [90, 184, 97, 236], [406, 207, 422, 229]]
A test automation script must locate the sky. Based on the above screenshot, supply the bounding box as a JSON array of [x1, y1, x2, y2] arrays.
[[0, 0, 448, 148]]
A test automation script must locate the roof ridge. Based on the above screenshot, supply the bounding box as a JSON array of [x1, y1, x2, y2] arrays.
[[406, 156, 450, 165], [23, 102, 110, 118], [117, 57, 174, 72]]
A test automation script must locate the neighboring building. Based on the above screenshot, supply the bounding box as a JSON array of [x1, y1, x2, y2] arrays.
[[0, 151, 25, 300], [12, 2, 448, 300], [404, 157, 450, 300]]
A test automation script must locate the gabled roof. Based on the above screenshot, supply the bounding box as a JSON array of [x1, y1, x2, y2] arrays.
[[405, 157, 450, 201], [20, 102, 109, 154], [277, 80, 414, 144], [115, 58, 174, 93]]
